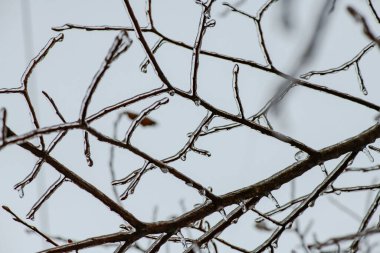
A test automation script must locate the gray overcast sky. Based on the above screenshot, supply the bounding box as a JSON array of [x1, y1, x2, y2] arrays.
[[1, 0, 380, 252]]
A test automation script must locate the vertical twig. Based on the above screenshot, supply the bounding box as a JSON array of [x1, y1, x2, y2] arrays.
[[0, 108, 7, 144], [232, 64, 244, 118], [190, 0, 216, 96]]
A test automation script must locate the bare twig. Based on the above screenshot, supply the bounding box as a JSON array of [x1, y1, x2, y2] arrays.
[[26, 175, 66, 220], [368, 0, 380, 23], [2, 206, 59, 246], [350, 190, 380, 252], [124, 98, 169, 144], [190, 0, 216, 96], [79, 31, 130, 122], [232, 64, 244, 118], [347, 6, 380, 47]]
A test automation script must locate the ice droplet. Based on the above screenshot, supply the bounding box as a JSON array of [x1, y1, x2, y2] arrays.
[[181, 153, 187, 161], [219, 209, 228, 221], [177, 231, 187, 249], [160, 167, 169, 173], [140, 60, 149, 73], [205, 19, 216, 27], [119, 224, 134, 233], [18, 188, 24, 198], [362, 147, 374, 162], [205, 9, 211, 19], [295, 150, 308, 161], [361, 86, 368, 96], [194, 99, 201, 106], [320, 163, 327, 173], [285, 222, 293, 229], [271, 238, 278, 248], [335, 190, 342, 195], [239, 202, 247, 213], [168, 90, 175, 96]]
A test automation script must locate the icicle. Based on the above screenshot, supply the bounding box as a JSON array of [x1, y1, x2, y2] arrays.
[[261, 114, 273, 130], [300, 74, 311, 80], [199, 188, 206, 196], [18, 187, 24, 198], [267, 192, 280, 208], [369, 145, 380, 153], [271, 238, 278, 248], [239, 201, 247, 213], [119, 224, 134, 233], [192, 146, 211, 157], [140, 61, 148, 73], [177, 230, 187, 249], [285, 222, 293, 229], [84, 131, 93, 167], [192, 244, 201, 253], [160, 167, 169, 173], [219, 209, 228, 221], [205, 19, 216, 27], [354, 62, 368, 95], [325, 183, 334, 192], [139, 39, 165, 74], [362, 147, 374, 162], [202, 220, 210, 231], [320, 163, 327, 174]]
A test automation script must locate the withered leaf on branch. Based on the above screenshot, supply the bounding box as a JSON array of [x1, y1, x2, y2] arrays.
[[126, 111, 157, 127]]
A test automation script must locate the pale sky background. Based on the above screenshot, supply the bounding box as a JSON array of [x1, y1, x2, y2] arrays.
[[1, 0, 380, 252]]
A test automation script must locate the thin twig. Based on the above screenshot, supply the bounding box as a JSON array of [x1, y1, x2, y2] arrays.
[[232, 64, 244, 118], [26, 175, 66, 220], [2, 206, 59, 246], [124, 98, 168, 144]]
